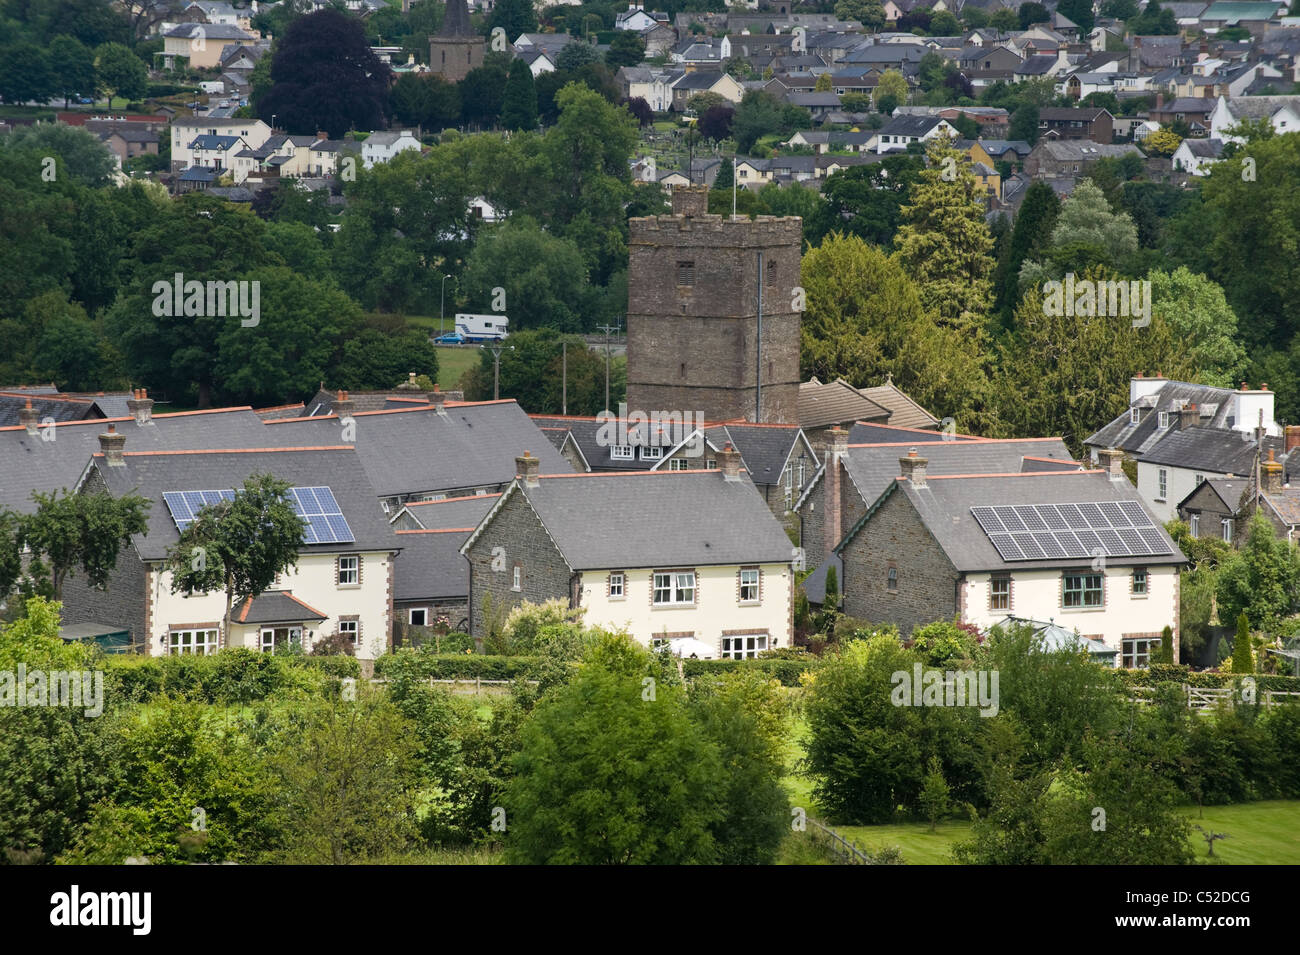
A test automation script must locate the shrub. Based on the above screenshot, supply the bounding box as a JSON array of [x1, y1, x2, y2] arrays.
[[681, 657, 815, 687]]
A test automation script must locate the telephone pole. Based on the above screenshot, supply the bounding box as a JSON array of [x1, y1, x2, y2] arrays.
[[596, 320, 621, 414], [481, 342, 513, 400]]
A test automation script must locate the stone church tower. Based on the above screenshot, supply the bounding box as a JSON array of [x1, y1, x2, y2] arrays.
[[625, 186, 802, 425], [429, 0, 485, 83]]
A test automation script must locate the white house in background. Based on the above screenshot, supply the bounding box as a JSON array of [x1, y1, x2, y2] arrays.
[[361, 129, 422, 168], [874, 115, 958, 154], [835, 459, 1186, 665], [461, 450, 795, 655], [61, 443, 399, 661], [615, 3, 659, 30], [1084, 376, 1282, 523], [468, 195, 504, 222], [1210, 94, 1300, 142], [1172, 136, 1225, 175], [170, 117, 270, 175], [619, 66, 674, 112], [517, 48, 557, 76]]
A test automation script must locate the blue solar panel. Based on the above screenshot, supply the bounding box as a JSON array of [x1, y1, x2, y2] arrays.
[[971, 500, 1171, 561], [163, 489, 234, 532], [288, 486, 354, 545]]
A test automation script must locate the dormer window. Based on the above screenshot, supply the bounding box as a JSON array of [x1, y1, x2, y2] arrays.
[[1130, 408, 1140, 425], [1158, 411, 1170, 429]]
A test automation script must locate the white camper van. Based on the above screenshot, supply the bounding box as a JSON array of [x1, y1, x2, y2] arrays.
[[454, 313, 509, 342]]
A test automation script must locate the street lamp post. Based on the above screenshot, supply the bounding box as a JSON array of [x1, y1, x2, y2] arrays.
[[596, 319, 621, 414], [440, 274, 452, 337]]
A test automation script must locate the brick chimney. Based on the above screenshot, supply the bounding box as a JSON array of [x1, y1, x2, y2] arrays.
[[127, 388, 154, 426], [396, 371, 421, 392], [1097, 447, 1125, 480], [1285, 425, 1300, 455], [99, 424, 126, 466], [430, 383, 447, 415], [1178, 402, 1198, 430], [516, 450, 540, 487], [333, 389, 355, 417], [717, 442, 743, 481], [671, 184, 709, 217], [18, 398, 38, 435], [1263, 449, 1285, 494], [899, 448, 927, 487]]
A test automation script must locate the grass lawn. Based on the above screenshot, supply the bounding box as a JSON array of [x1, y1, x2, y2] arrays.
[[433, 344, 479, 390]]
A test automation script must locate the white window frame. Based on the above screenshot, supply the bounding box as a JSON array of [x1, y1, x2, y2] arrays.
[[338, 619, 358, 645], [653, 570, 696, 606], [1132, 568, 1148, 596], [610, 445, 634, 460], [1222, 518, 1233, 543], [338, 554, 359, 586], [705, 460, 718, 470], [1158, 411, 1170, 429], [721, 634, 767, 659], [1122, 636, 1161, 669], [260, 626, 302, 654], [990, 575, 1010, 610], [512, 565, 522, 591], [887, 566, 898, 592], [668, 458, 691, 471], [1190, 513, 1200, 536], [739, 567, 760, 604], [1157, 468, 1168, 501], [1063, 573, 1103, 609], [609, 572, 625, 599], [640, 445, 663, 461], [1193, 473, 1204, 487], [1129, 408, 1140, 425], [169, 629, 218, 656], [409, 608, 428, 626]]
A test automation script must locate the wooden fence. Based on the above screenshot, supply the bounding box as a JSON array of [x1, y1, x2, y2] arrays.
[[1126, 683, 1300, 709], [807, 819, 874, 865]]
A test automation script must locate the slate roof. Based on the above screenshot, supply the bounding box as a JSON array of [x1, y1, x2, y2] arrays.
[[1181, 476, 1252, 515], [0, 407, 270, 516], [165, 23, 253, 40], [1015, 54, 1058, 75], [91, 445, 397, 562], [698, 424, 812, 487], [1033, 140, 1142, 161], [393, 529, 471, 601], [800, 553, 841, 605], [529, 415, 650, 471], [798, 378, 890, 429], [179, 166, 224, 181], [673, 71, 731, 91], [266, 401, 572, 498], [1200, 1, 1287, 22], [469, 470, 794, 571], [840, 438, 1076, 509], [877, 114, 948, 138], [976, 139, 1033, 157], [849, 422, 978, 444], [1179, 137, 1225, 158], [400, 493, 500, 531], [840, 470, 1185, 572], [1084, 380, 1245, 455], [62, 392, 134, 418], [233, 591, 328, 625], [856, 380, 940, 429], [1039, 107, 1110, 122], [0, 392, 102, 427], [1220, 94, 1300, 120], [1139, 426, 1280, 474]]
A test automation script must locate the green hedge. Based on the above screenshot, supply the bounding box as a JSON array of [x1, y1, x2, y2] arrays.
[[374, 649, 544, 681], [1119, 664, 1300, 693], [103, 650, 357, 703], [681, 658, 815, 687]]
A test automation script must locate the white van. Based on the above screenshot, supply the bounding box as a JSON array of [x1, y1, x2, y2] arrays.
[[454, 313, 509, 341]]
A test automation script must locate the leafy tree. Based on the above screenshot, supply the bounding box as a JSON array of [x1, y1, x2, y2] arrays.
[[1008, 103, 1039, 144], [461, 217, 591, 332], [1147, 267, 1244, 388], [500, 57, 539, 132], [505, 633, 725, 863], [0, 121, 115, 187], [259, 9, 391, 138], [605, 30, 645, 69], [461, 328, 617, 414], [1128, 0, 1178, 34], [625, 96, 652, 126], [1217, 513, 1300, 631], [1143, 127, 1181, 157], [1019, 179, 1138, 288], [807, 151, 924, 248], [1057, 0, 1095, 32], [835, 0, 886, 29], [731, 88, 787, 152], [920, 756, 951, 831], [556, 40, 600, 72], [824, 564, 839, 610], [390, 72, 461, 130], [460, 60, 509, 127], [875, 68, 908, 108], [801, 233, 994, 433], [0, 42, 56, 105], [48, 34, 96, 108], [815, 71, 833, 92], [269, 690, 419, 863], [1101, 0, 1139, 18], [992, 268, 1194, 452], [962, 7, 990, 28], [21, 490, 150, 600], [839, 91, 872, 113], [93, 41, 146, 102], [1232, 612, 1253, 674], [893, 138, 996, 337], [488, 0, 537, 40], [990, 8, 1020, 30], [930, 10, 962, 35], [697, 103, 733, 141], [166, 474, 306, 644], [0, 509, 21, 602], [993, 180, 1059, 321], [1018, 1, 1049, 28]]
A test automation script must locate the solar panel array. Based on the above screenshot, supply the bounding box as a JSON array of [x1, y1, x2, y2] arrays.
[[163, 486, 354, 545], [288, 486, 354, 545], [162, 490, 235, 532], [970, 501, 1171, 562]]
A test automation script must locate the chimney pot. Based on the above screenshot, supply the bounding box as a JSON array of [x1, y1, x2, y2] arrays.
[[718, 442, 743, 481], [431, 384, 447, 414], [127, 387, 155, 426], [333, 390, 355, 417], [516, 451, 540, 487], [19, 398, 39, 435], [899, 448, 927, 487], [1284, 425, 1300, 455], [99, 423, 126, 466], [827, 426, 849, 461], [1263, 448, 1285, 494], [1097, 447, 1125, 480]]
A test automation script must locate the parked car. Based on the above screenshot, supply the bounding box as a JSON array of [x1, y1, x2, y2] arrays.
[[432, 333, 465, 345], [76, 96, 94, 104]]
